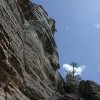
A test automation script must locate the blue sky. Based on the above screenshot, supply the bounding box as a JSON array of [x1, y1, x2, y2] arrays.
[[33, 0, 100, 84]]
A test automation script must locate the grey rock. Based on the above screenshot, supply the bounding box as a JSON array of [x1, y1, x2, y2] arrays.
[[64, 93, 86, 100], [0, 0, 63, 100], [1, 0, 100, 100], [79, 80, 100, 100], [63, 79, 100, 100], [65, 76, 79, 93]]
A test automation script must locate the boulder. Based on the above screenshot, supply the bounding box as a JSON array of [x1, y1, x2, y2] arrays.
[[79, 80, 100, 100]]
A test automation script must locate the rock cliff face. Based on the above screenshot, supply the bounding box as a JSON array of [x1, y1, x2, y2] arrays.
[[0, 0, 64, 100], [0, 0, 100, 100]]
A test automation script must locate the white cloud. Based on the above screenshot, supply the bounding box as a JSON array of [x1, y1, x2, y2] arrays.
[[63, 64, 86, 76], [94, 24, 100, 29]]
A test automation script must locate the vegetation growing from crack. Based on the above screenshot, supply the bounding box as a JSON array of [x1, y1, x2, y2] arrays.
[[65, 62, 81, 93]]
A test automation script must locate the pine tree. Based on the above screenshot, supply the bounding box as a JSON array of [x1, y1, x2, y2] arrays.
[[70, 62, 79, 78]]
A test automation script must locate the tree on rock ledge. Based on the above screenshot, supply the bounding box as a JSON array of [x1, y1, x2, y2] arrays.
[[66, 62, 81, 82], [65, 62, 81, 93], [70, 62, 79, 78]]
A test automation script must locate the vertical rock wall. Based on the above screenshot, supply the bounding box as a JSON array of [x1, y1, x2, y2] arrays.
[[0, 0, 64, 100]]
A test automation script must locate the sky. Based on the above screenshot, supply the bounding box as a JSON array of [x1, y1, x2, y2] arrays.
[[33, 0, 100, 84]]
